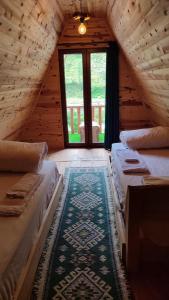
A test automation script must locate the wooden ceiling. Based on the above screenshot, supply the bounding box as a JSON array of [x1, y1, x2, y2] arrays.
[[0, 0, 63, 140], [108, 0, 169, 126], [57, 0, 108, 17], [1, 0, 169, 144]]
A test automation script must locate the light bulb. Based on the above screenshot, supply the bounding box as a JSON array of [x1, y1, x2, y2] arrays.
[[78, 22, 87, 35]]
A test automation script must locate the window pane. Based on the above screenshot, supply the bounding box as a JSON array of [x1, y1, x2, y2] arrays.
[[90, 52, 106, 143], [64, 54, 85, 143]]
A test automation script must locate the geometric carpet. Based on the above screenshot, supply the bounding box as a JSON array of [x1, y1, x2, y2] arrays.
[[32, 167, 130, 299]]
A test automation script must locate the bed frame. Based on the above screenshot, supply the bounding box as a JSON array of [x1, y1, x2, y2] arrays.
[[14, 175, 63, 300], [110, 171, 169, 274]]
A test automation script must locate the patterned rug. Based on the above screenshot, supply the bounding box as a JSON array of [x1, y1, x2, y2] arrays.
[[32, 167, 130, 299]]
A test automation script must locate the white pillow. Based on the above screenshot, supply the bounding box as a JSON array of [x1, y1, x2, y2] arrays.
[[0, 141, 48, 172], [120, 126, 169, 149]]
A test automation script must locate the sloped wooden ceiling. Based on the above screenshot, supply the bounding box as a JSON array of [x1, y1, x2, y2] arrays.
[[19, 16, 114, 148], [19, 14, 150, 149], [107, 0, 169, 126], [0, 0, 63, 140], [1, 0, 169, 145], [56, 0, 108, 17]]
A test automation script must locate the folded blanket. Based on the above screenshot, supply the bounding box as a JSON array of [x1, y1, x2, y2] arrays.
[[0, 206, 25, 216], [116, 149, 150, 174], [6, 173, 43, 199], [143, 175, 169, 185], [117, 148, 140, 163], [0, 199, 26, 216], [0, 174, 43, 216]]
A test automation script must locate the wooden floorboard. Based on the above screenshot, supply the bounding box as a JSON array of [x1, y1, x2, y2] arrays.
[[48, 148, 109, 174]]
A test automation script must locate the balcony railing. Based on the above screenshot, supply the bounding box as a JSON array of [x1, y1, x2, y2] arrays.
[[67, 104, 105, 134]]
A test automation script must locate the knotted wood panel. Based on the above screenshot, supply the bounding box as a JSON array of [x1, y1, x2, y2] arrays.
[[0, 0, 63, 139], [108, 0, 169, 126]]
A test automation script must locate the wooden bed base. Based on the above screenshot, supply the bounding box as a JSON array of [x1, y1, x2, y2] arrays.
[[110, 174, 126, 262], [126, 184, 169, 273], [110, 174, 169, 274], [14, 175, 63, 300]]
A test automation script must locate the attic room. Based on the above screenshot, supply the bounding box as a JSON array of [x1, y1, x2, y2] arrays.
[[0, 0, 169, 299]]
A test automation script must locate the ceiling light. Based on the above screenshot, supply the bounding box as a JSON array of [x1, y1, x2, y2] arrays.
[[73, 0, 90, 35], [78, 19, 87, 35]]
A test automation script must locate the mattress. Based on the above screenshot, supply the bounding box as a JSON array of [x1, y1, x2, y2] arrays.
[[0, 160, 59, 300], [111, 142, 169, 208]]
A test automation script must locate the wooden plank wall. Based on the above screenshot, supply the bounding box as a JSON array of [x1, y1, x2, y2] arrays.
[[108, 0, 169, 126], [58, 17, 112, 46], [19, 17, 112, 149], [20, 17, 150, 149], [59, 18, 151, 131], [0, 0, 63, 140], [19, 51, 64, 148], [119, 54, 150, 130]]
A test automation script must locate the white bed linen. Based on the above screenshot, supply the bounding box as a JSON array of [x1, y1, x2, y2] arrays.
[[111, 143, 169, 207], [0, 160, 59, 300]]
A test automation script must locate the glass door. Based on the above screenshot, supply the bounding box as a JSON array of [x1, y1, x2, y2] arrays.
[[62, 52, 85, 144], [59, 49, 107, 147], [90, 52, 106, 144]]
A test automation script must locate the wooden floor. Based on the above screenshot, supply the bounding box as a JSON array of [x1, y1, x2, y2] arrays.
[[48, 148, 109, 174], [48, 148, 169, 300]]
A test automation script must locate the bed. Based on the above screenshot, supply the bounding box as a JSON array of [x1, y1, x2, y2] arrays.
[[110, 142, 169, 273], [0, 159, 63, 300]]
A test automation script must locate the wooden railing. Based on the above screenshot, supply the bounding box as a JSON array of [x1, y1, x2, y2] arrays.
[[67, 104, 105, 134]]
